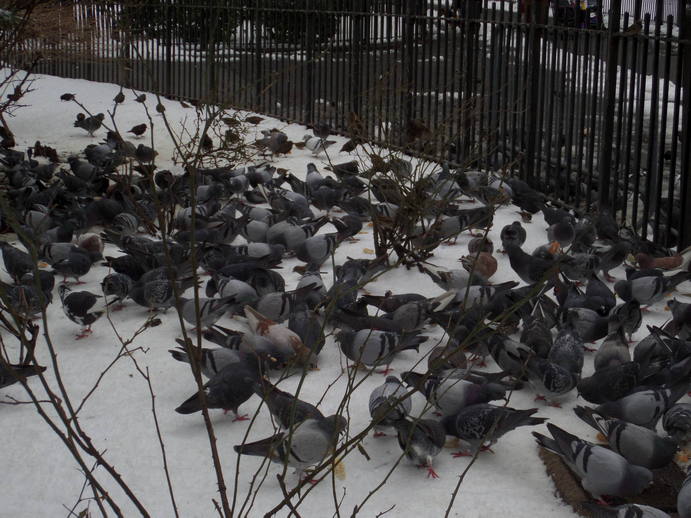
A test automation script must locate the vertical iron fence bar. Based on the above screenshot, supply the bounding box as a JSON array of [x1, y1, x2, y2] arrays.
[[631, 15, 651, 232], [598, 0, 622, 209], [402, 0, 416, 149], [679, 0, 691, 247], [642, 0, 663, 240], [613, 12, 631, 214], [654, 16, 673, 243]]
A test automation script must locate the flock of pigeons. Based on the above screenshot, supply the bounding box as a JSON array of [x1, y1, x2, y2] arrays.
[[2, 91, 691, 517]]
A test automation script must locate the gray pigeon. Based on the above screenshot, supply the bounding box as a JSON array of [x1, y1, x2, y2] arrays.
[[442, 404, 546, 455], [233, 414, 347, 477], [581, 503, 670, 518], [678, 467, 691, 518], [401, 371, 506, 416], [533, 423, 653, 499], [662, 403, 691, 443], [595, 383, 688, 429], [169, 342, 242, 379], [574, 406, 677, 469], [302, 134, 336, 155], [335, 329, 425, 371], [253, 378, 323, 429], [179, 295, 236, 329], [368, 375, 411, 435], [614, 272, 691, 306], [101, 272, 133, 309], [393, 417, 446, 478], [294, 233, 338, 271]]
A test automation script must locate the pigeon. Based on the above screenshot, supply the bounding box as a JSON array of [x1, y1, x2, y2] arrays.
[[253, 378, 323, 429], [302, 134, 336, 155], [499, 221, 526, 250], [169, 343, 242, 379], [519, 350, 579, 406], [442, 404, 546, 455], [679, 467, 691, 518], [581, 503, 670, 518], [335, 329, 425, 372], [127, 123, 147, 137], [0, 242, 35, 281], [662, 403, 691, 443], [0, 362, 46, 389], [233, 414, 347, 477], [58, 285, 104, 339], [179, 295, 236, 329], [577, 362, 640, 404], [533, 423, 653, 499], [401, 371, 506, 415], [369, 375, 411, 435], [101, 272, 133, 309], [595, 382, 688, 429], [574, 406, 677, 469], [244, 306, 315, 367], [393, 417, 446, 478], [175, 352, 261, 420], [74, 112, 105, 136], [614, 272, 691, 306]]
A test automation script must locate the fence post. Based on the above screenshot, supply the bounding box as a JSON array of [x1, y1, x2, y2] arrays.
[[679, 0, 691, 248], [305, 0, 316, 124], [523, 0, 549, 183], [253, 2, 262, 111], [402, 0, 417, 148], [349, 0, 364, 120], [598, 0, 622, 209]]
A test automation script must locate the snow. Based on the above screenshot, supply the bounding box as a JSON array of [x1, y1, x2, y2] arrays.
[[1, 69, 688, 517]]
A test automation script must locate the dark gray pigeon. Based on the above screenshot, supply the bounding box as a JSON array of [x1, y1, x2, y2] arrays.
[[253, 378, 324, 429], [393, 416, 446, 478], [0, 362, 46, 389], [175, 352, 260, 420], [442, 404, 546, 455]]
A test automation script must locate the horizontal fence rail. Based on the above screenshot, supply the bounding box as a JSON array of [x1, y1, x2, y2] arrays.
[[5, 0, 691, 247]]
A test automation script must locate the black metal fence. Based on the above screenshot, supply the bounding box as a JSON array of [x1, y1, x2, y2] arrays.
[[6, 0, 691, 247]]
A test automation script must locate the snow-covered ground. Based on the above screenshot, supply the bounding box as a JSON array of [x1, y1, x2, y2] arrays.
[[0, 70, 688, 517]]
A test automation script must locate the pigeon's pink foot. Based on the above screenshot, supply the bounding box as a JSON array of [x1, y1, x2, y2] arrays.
[[584, 346, 597, 352], [75, 328, 93, 340], [452, 451, 472, 458], [376, 368, 394, 375], [112, 304, 125, 312], [534, 394, 546, 402], [604, 273, 616, 283], [373, 431, 387, 438], [232, 413, 249, 422], [548, 401, 562, 408], [419, 465, 439, 479]]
